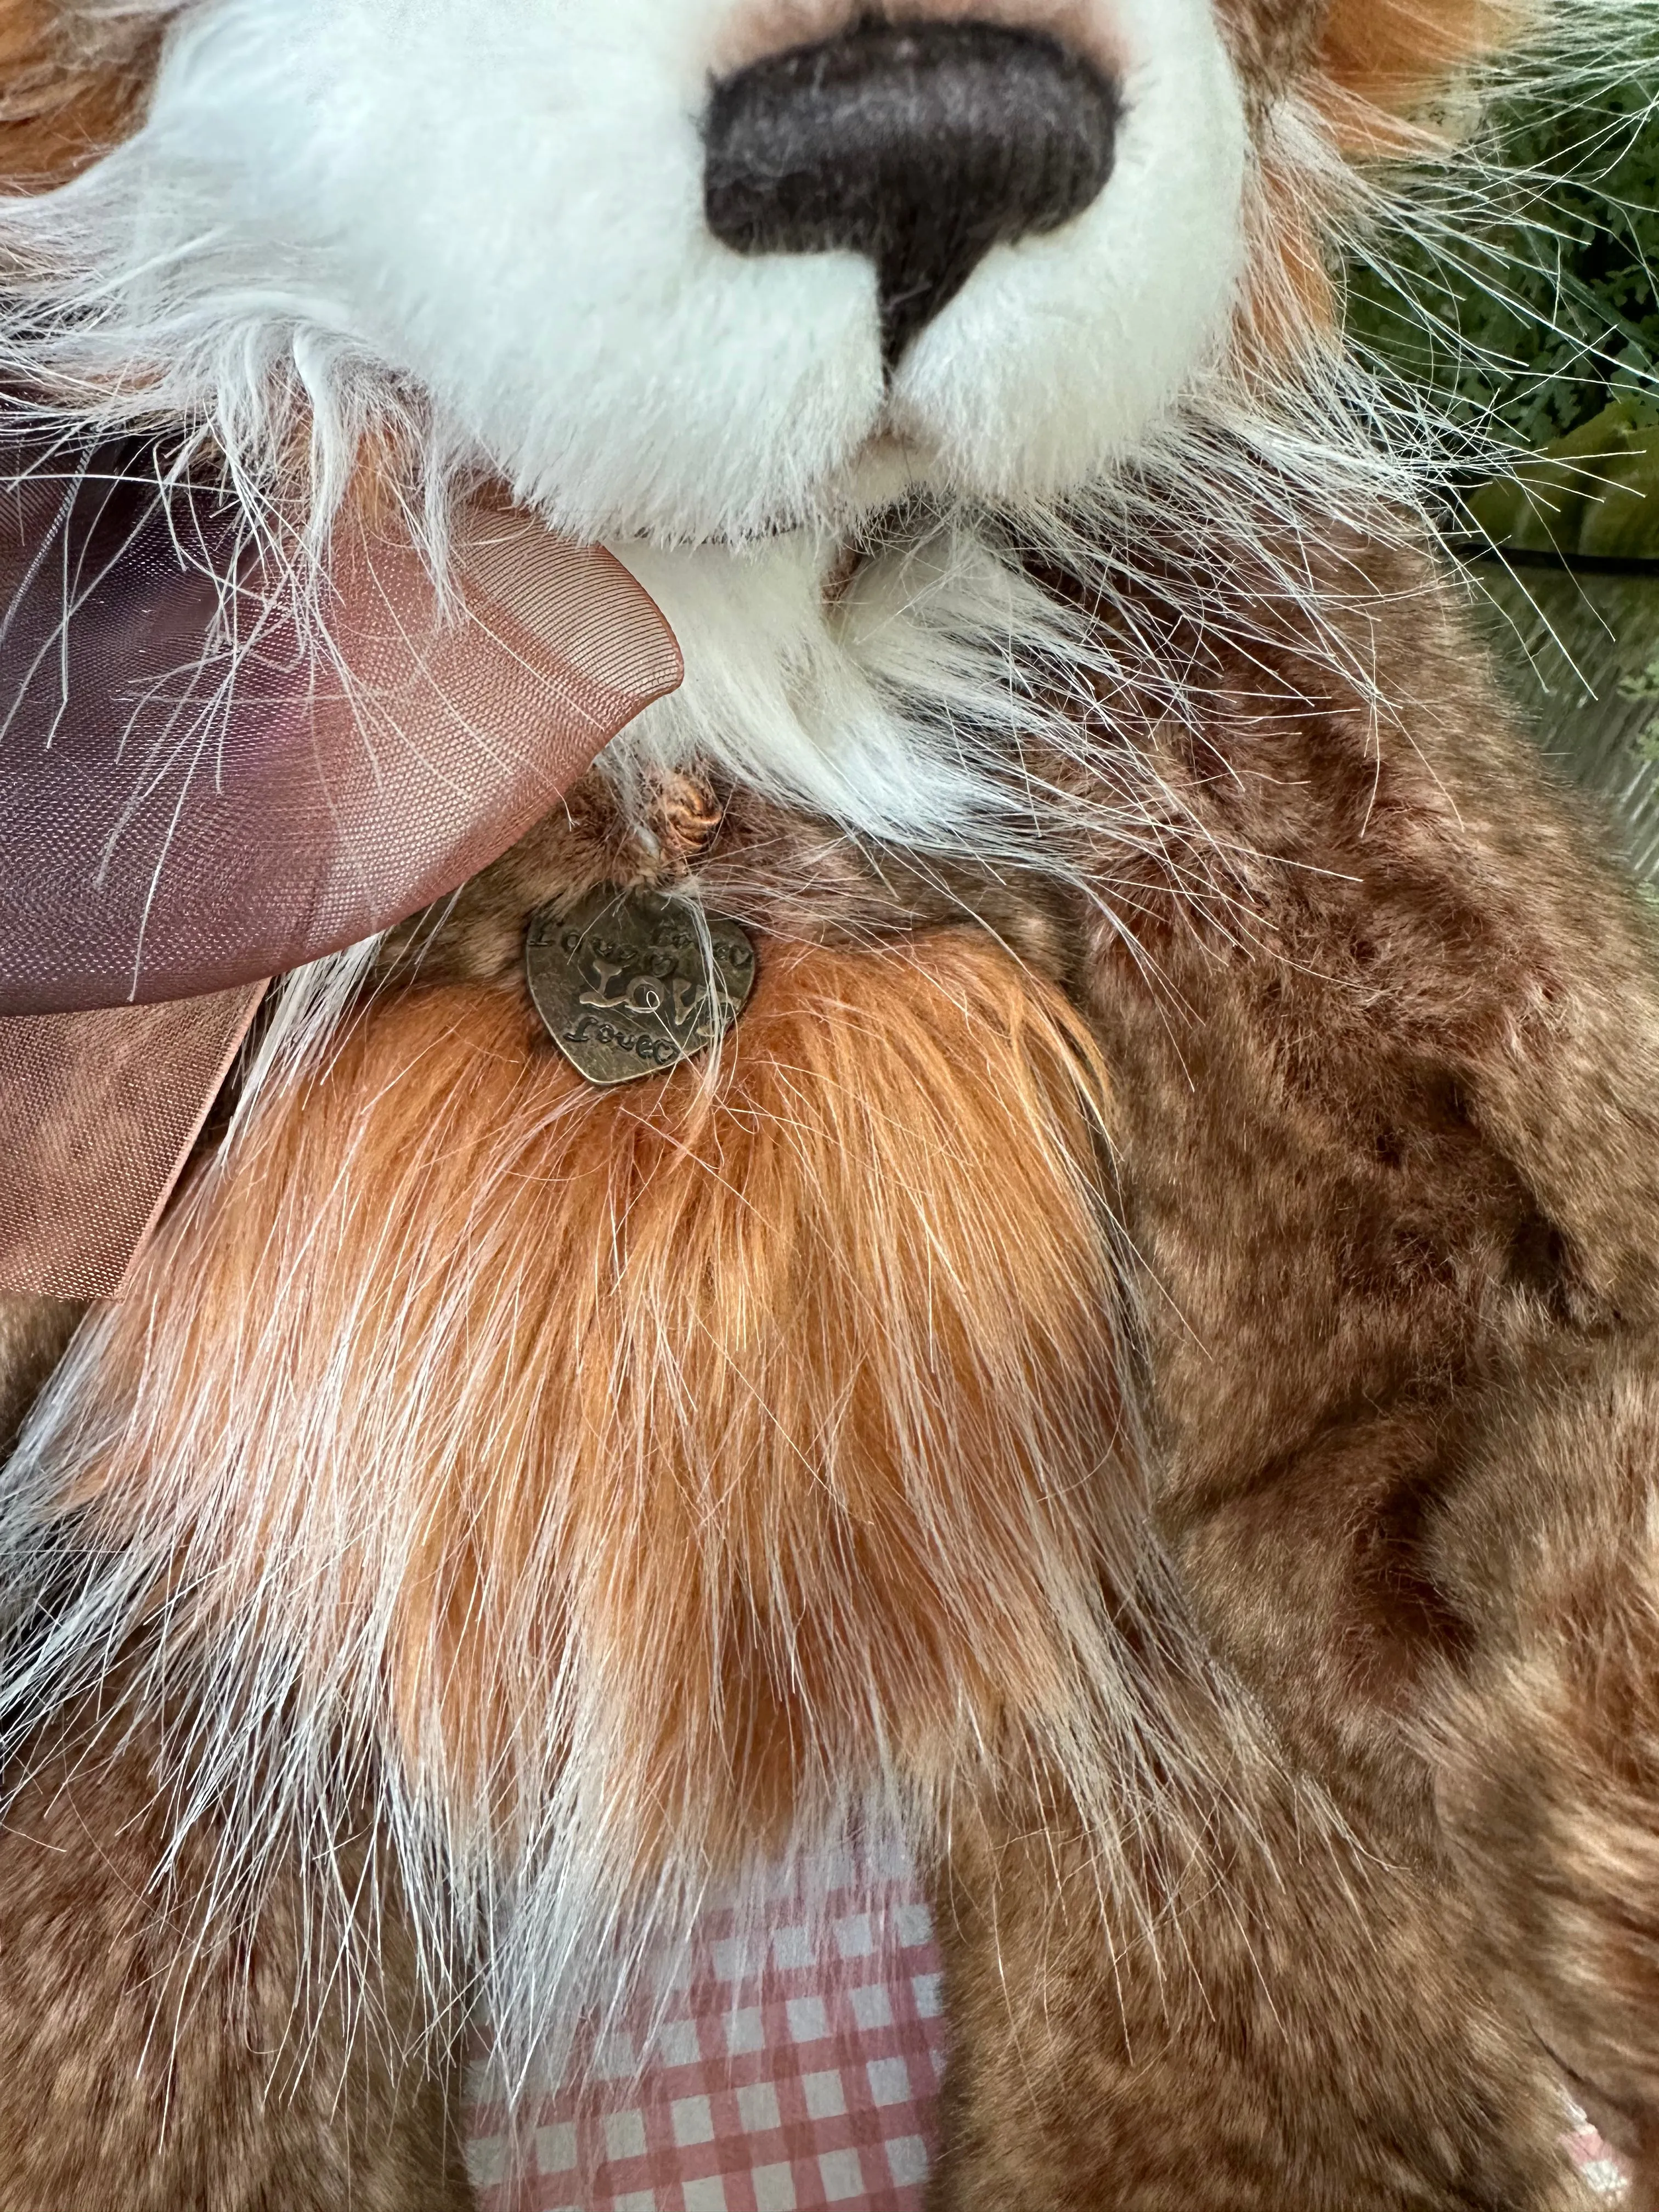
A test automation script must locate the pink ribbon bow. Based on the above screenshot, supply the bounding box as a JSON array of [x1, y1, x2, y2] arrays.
[[0, 442, 681, 1298]]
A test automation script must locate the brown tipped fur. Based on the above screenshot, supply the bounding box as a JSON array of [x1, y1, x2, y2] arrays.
[[0, 0, 167, 183], [0, 1679, 474, 2212], [924, 534, 1659, 2204], [932, 1721, 1578, 2212], [1428, 1365, 1659, 2197], [0, 1289, 79, 1453]]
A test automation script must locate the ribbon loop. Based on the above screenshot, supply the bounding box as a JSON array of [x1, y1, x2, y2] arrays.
[[0, 439, 682, 1296]]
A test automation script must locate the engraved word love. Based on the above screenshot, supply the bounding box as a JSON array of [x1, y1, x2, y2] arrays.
[[525, 885, 757, 1087]]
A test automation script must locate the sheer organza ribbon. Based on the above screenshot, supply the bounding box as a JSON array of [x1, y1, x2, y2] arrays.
[[0, 444, 681, 1299]]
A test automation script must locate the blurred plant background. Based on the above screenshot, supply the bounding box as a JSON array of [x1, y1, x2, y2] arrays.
[[1341, 36, 1659, 869], [1346, 37, 1659, 560]]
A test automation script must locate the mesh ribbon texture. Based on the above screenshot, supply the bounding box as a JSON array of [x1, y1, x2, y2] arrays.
[[0, 443, 682, 1298], [0, 990, 265, 1303]]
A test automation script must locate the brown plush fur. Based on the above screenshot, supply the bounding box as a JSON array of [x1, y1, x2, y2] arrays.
[[923, 536, 1659, 2203], [0, 1675, 474, 2211], [1430, 1376, 1659, 2201], [19, 530, 1659, 2210], [0, 1289, 79, 1453], [933, 1727, 1578, 2211]]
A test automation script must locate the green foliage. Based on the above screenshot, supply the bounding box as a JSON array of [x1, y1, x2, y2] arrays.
[[1465, 396, 1659, 556], [1628, 643, 1659, 756], [1346, 49, 1659, 454]]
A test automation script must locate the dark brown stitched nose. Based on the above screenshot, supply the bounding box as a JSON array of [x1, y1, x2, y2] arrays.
[[703, 18, 1120, 368]]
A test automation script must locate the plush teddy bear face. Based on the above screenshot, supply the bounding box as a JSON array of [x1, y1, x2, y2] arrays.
[[0, 0, 1509, 844], [2, 0, 1510, 549], [92, 0, 1256, 542]]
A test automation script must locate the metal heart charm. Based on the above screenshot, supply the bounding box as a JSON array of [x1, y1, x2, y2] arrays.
[[526, 885, 757, 1087]]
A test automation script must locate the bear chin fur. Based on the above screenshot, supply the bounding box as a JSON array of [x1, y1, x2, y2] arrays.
[[5, 0, 1659, 2207]]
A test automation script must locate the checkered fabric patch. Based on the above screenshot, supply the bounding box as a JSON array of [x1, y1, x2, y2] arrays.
[[465, 1853, 1630, 2210], [467, 1852, 946, 2212]]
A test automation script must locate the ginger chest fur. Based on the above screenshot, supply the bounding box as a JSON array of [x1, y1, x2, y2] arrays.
[[64, 922, 1144, 1908]]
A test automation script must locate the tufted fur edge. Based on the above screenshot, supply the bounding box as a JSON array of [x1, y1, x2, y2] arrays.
[[8, 925, 1197, 2070]]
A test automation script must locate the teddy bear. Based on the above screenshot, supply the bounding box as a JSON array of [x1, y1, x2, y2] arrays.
[[0, 0, 1654, 2205]]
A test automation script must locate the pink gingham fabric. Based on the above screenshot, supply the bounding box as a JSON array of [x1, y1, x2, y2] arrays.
[[465, 1850, 1630, 2209], [467, 1849, 947, 2212]]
